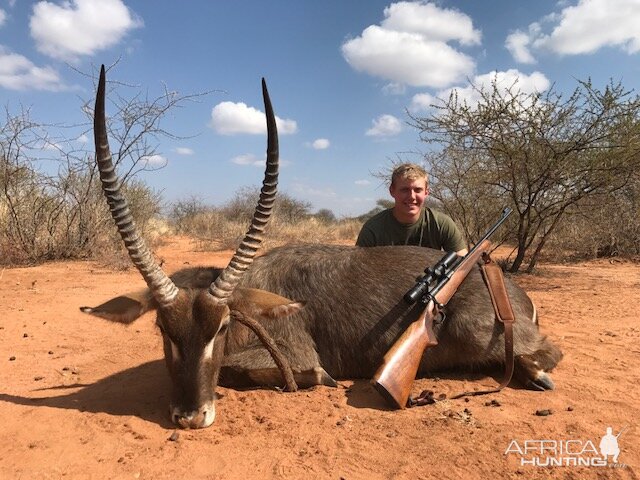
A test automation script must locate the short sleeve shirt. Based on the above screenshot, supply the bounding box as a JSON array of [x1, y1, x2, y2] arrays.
[[356, 207, 467, 252]]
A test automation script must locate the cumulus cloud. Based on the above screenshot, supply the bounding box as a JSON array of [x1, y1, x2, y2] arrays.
[[141, 154, 167, 166], [30, 0, 142, 62], [507, 0, 640, 62], [311, 138, 330, 150], [209, 101, 297, 135], [381, 1, 480, 45], [409, 92, 436, 113], [537, 0, 640, 54], [341, 1, 478, 88], [231, 153, 263, 166], [439, 69, 550, 108], [0, 46, 66, 90], [505, 30, 536, 64], [76, 134, 88, 144], [0, 9, 7, 27], [366, 114, 402, 137], [174, 147, 194, 155], [382, 83, 406, 95]]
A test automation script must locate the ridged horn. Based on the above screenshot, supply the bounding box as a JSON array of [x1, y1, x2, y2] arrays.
[[209, 78, 279, 303], [94, 65, 179, 308]]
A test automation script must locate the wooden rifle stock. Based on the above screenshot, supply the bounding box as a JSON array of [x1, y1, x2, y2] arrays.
[[372, 239, 491, 409], [372, 301, 438, 409]]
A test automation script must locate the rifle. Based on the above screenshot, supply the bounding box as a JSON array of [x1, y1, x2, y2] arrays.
[[372, 207, 513, 409]]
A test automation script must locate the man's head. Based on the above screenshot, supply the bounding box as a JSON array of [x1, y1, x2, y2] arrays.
[[389, 163, 429, 224]]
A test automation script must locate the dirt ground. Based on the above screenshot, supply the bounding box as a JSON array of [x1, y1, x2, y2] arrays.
[[1, 236, 638, 479]]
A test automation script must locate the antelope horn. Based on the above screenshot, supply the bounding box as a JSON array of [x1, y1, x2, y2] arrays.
[[94, 65, 179, 308], [209, 78, 278, 303]]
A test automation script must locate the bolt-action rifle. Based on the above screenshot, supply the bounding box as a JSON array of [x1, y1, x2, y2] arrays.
[[372, 207, 513, 409]]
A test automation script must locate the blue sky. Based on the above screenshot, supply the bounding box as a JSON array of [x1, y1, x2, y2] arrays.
[[1, 0, 640, 217]]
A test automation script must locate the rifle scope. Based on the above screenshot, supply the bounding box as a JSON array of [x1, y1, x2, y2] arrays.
[[403, 251, 460, 305], [402, 207, 513, 306]]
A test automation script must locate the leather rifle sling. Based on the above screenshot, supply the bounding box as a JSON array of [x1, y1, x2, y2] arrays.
[[449, 252, 515, 399]]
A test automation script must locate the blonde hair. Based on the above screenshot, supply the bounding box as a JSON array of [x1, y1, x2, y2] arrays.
[[390, 163, 428, 188]]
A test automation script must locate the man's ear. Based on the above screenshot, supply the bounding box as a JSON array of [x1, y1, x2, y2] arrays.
[[228, 287, 305, 320], [80, 289, 157, 324]]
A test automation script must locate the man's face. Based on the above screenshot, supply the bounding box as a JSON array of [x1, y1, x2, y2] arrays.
[[389, 176, 428, 223]]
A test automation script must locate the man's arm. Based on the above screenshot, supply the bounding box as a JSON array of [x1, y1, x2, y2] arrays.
[[443, 228, 467, 256], [438, 213, 467, 255]]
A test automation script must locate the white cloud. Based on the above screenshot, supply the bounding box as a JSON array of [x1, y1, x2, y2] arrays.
[[231, 153, 263, 167], [440, 70, 550, 108], [209, 101, 297, 135], [507, 0, 640, 62], [232, 154, 291, 167], [141, 154, 167, 166], [505, 30, 536, 64], [409, 92, 436, 113], [76, 134, 88, 144], [382, 83, 406, 95], [311, 138, 330, 150], [355, 179, 371, 186], [366, 114, 402, 137], [0, 9, 7, 27], [291, 183, 337, 198], [29, 0, 142, 62], [536, 0, 640, 54], [43, 140, 61, 151], [341, 1, 478, 88], [381, 1, 481, 46], [174, 147, 194, 155], [0, 46, 66, 91]]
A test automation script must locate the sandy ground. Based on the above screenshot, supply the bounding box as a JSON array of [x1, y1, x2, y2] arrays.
[[0, 236, 638, 480]]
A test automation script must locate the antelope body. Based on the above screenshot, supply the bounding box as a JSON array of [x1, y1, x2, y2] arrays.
[[83, 67, 562, 429]]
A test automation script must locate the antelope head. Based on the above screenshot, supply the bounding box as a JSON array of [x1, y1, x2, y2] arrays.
[[83, 66, 302, 429]]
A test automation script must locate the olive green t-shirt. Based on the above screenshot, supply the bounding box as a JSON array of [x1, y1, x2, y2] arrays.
[[356, 207, 467, 252]]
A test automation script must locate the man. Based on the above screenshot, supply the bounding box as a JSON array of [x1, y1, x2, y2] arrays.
[[356, 163, 468, 256]]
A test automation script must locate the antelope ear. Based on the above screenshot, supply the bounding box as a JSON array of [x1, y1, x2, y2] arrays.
[[80, 289, 156, 324], [228, 287, 305, 320]]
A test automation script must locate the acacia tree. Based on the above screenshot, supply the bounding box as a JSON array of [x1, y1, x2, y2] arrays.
[[411, 79, 640, 272], [0, 106, 72, 260], [0, 65, 205, 263], [221, 185, 312, 223], [554, 171, 640, 258]]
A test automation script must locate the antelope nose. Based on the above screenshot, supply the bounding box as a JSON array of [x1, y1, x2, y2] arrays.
[[173, 410, 204, 429], [171, 403, 216, 429]]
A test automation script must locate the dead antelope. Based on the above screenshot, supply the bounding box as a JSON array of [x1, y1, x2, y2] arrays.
[[83, 67, 562, 429]]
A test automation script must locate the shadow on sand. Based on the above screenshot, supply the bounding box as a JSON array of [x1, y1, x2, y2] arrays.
[[0, 360, 174, 428], [0, 361, 525, 423]]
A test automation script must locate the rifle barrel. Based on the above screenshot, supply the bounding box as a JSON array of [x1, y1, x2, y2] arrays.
[[469, 207, 512, 257]]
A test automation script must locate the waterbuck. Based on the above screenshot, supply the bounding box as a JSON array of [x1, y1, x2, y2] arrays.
[[82, 67, 562, 429]]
